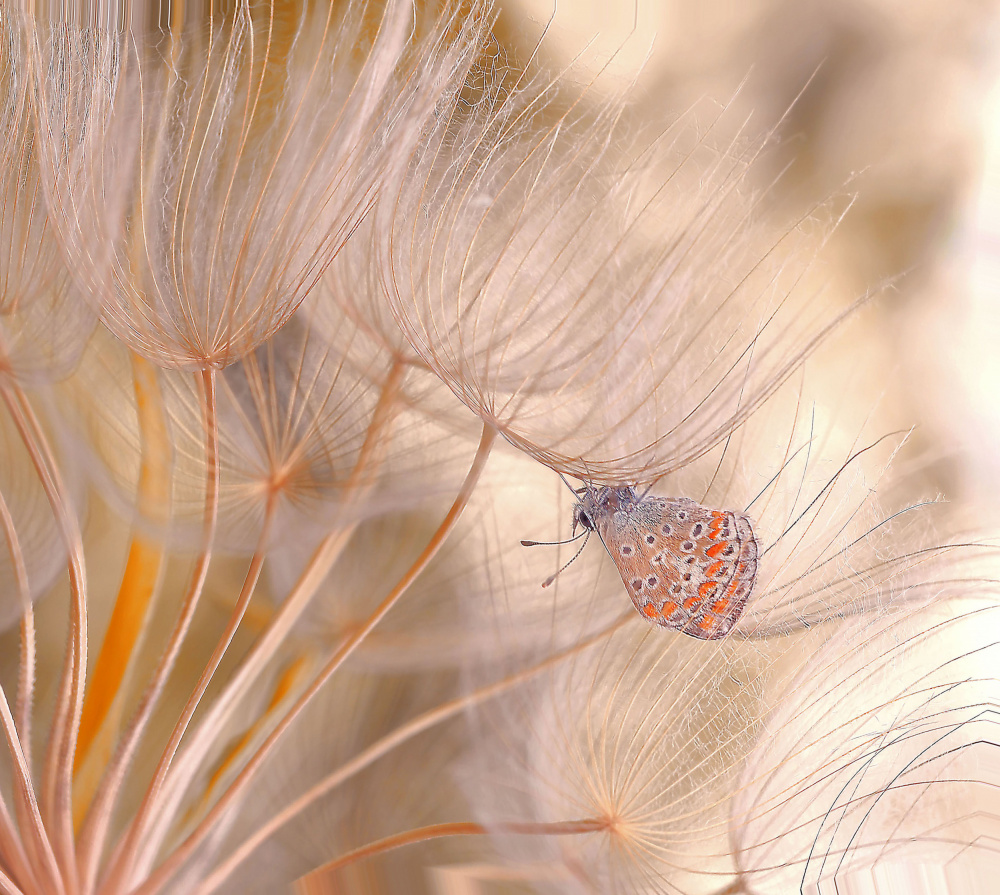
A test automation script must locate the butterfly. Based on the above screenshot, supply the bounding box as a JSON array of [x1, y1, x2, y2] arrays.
[[525, 485, 758, 640]]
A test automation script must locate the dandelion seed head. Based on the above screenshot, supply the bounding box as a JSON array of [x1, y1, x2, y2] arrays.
[[30, 0, 477, 371], [382, 59, 854, 482], [462, 622, 767, 891], [732, 595, 1000, 892], [0, 11, 94, 386]]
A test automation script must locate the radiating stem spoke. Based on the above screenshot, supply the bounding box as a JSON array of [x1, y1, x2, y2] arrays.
[[295, 819, 606, 888], [132, 425, 497, 895]]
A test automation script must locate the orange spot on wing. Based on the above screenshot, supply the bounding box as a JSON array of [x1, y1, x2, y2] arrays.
[[698, 616, 715, 629], [706, 560, 725, 577], [642, 603, 659, 618], [708, 511, 729, 539], [711, 599, 729, 614], [661, 601, 678, 617], [683, 595, 701, 611], [698, 581, 718, 599], [706, 541, 727, 557]]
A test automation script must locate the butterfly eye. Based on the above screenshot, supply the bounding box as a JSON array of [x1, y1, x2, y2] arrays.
[[578, 512, 593, 530]]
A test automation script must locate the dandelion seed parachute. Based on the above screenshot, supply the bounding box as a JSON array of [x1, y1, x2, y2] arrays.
[[0, 4, 94, 387], [315, 219, 490, 437], [454, 364, 981, 889], [0, 4, 502, 895], [379, 52, 859, 483], [0, 1, 993, 893], [28, 0, 477, 373], [0, 8, 91, 632], [731, 596, 1000, 893], [459, 620, 764, 893], [484, 362, 955, 655]]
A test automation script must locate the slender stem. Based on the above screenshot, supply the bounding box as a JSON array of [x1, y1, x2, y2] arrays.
[[0, 864, 27, 895], [195, 612, 633, 894], [77, 368, 219, 895], [135, 527, 353, 879], [181, 654, 313, 825], [133, 424, 497, 895], [0, 786, 37, 895], [134, 361, 407, 869], [297, 819, 606, 885], [0, 685, 62, 894], [74, 352, 170, 827], [94, 504, 274, 889], [0, 487, 34, 774], [1, 384, 86, 892]]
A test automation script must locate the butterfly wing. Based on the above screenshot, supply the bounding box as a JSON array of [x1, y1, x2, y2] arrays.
[[597, 495, 758, 640]]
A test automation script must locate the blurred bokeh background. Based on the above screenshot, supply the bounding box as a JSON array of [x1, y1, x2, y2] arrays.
[[496, 0, 1000, 525]]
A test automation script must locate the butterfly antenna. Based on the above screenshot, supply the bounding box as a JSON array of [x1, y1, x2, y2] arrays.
[[520, 530, 588, 548], [541, 532, 591, 588]]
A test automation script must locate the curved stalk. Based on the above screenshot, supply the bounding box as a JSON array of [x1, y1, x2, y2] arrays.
[[297, 819, 607, 885], [81, 501, 275, 891], [195, 613, 633, 894], [181, 653, 314, 826], [0, 487, 35, 778], [0, 489, 58, 892], [0, 686, 62, 894], [133, 360, 406, 872], [0, 863, 28, 895], [132, 424, 497, 895], [1, 384, 87, 892], [75, 368, 219, 895], [73, 352, 171, 828]]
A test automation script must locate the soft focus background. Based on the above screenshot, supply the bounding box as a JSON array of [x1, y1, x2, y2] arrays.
[[500, 0, 999, 518]]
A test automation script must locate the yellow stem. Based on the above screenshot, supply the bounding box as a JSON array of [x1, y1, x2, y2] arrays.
[[183, 654, 314, 826], [78, 369, 219, 895], [73, 353, 170, 826], [134, 425, 497, 895]]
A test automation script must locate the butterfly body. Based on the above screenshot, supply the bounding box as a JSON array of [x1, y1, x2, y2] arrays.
[[575, 486, 758, 640]]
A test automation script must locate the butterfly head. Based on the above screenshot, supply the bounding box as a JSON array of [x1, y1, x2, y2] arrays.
[[572, 485, 638, 535], [572, 502, 595, 534]]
